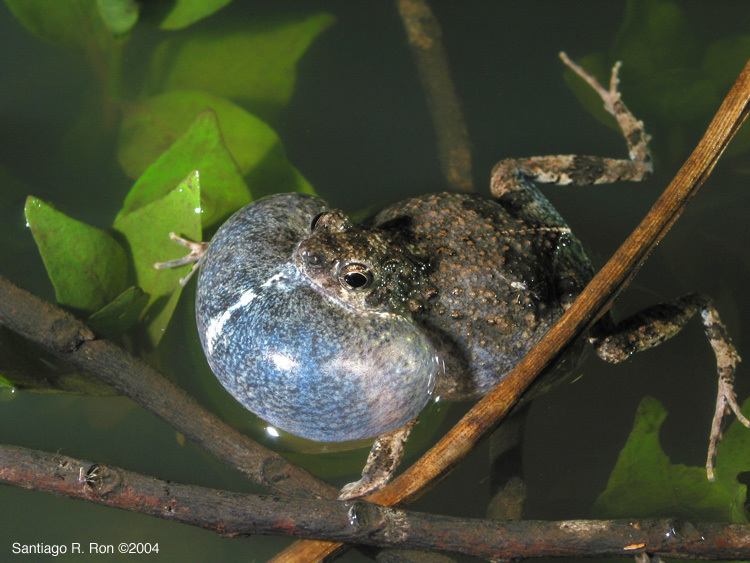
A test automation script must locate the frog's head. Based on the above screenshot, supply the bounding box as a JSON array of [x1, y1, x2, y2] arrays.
[[195, 193, 441, 443], [294, 208, 425, 317]]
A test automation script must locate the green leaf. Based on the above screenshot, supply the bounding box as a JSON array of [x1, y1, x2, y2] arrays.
[[614, 0, 696, 76], [25, 197, 129, 313], [5, 0, 126, 102], [117, 90, 278, 177], [117, 110, 251, 229], [147, 12, 335, 120], [593, 396, 748, 523], [244, 140, 316, 201], [606, 0, 714, 125], [113, 171, 202, 348], [96, 0, 139, 36], [87, 286, 149, 338], [116, 90, 315, 199], [158, 0, 233, 30], [5, 0, 116, 55]]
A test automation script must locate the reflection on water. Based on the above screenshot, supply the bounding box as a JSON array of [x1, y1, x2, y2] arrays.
[[2, 1, 750, 561]]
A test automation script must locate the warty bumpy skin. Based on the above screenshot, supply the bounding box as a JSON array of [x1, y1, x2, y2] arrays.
[[373, 189, 592, 400], [196, 189, 593, 443]]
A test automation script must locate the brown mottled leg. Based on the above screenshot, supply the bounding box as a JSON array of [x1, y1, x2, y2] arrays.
[[338, 419, 417, 500], [588, 293, 747, 480], [491, 53, 652, 212]]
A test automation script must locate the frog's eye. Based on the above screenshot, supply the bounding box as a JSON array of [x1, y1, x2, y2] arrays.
[[339, 263, 374, 291]]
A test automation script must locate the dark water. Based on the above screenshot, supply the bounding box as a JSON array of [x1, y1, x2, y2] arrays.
[[2, 1, 750, 561]]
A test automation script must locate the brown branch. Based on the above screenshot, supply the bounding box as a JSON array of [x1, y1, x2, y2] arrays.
[[3, 443, 750, 560], [0, 275, 337, 500], [396, 0, 473, 192], [272, 57, 750, 563]]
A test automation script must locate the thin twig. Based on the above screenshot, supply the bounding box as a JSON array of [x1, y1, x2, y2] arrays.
[[3, 444, 750, 560], [272, 56, 750, 563], [0, 275, 337, 500], [396, 0, 473, 192]]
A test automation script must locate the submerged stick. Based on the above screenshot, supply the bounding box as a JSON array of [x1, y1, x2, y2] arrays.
[[396, 0, 474, 192], [272, 56, 750, 563]]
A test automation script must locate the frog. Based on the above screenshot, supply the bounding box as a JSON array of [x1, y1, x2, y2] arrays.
[[156, 53, 747, 500]]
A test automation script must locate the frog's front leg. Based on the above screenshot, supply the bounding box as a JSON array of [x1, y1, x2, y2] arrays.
[[589, 293, 747, 480], [491, 52, 652, 206], [153, 232, 208, 286], [338, 419, 417, 500]]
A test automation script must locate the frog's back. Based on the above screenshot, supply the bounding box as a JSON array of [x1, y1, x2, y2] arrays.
[[374, 191, 594, 399]]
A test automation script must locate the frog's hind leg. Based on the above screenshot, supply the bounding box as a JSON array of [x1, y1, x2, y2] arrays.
[[490, 54, 652, 310], [588, 293, 747, 481], [491, 53, 652, 218], [338, 419, 417, 500]]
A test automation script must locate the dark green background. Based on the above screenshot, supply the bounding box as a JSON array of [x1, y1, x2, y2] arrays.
[[2, 1, 750, 561]]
